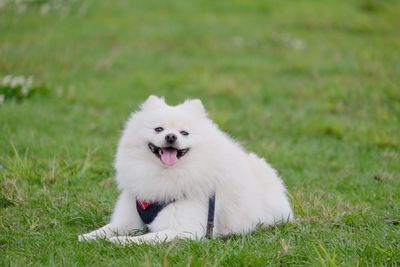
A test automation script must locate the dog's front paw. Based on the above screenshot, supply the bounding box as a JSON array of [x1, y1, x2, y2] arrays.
[[108, 236, 135, 245], [78, 233, 100, 242]]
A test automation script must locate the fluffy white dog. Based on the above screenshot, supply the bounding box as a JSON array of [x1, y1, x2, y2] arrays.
[[78, 96, 293, 245]]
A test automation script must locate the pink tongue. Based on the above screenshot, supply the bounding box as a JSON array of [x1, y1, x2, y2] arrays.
[[160, 148, 178, 166]]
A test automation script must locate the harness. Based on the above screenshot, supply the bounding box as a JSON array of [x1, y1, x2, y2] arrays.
[[136, 194, 216, 238], [136, 200, 170, 225]]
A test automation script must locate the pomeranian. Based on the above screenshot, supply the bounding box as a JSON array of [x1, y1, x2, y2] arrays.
[[79, 96, 293, 245]]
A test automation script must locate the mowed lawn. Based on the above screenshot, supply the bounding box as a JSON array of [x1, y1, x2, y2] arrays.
[[1, 0, 399, 265]]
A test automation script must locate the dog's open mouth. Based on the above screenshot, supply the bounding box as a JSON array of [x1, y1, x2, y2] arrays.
[[148, 143, 189, 166]]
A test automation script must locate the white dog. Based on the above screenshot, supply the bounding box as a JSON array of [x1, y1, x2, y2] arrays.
[[78, 96, 293, 245]]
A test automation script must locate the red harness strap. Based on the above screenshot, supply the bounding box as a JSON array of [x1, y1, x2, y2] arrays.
[[137, 200, 155, 210]]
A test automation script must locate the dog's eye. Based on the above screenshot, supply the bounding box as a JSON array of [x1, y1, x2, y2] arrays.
[[154, 127, 164, 133], [180, 130, 189, 136]]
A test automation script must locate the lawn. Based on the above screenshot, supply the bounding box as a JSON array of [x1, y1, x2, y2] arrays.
[[0, 0, 399, 265]]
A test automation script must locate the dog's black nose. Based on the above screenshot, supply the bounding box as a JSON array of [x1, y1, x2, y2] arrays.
[[165, 133, 177, 144]]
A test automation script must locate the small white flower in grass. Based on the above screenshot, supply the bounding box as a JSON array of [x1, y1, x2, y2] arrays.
[[10, 76, 24, 88], [1, 74, 40, 102], [2, 75, 12, 86]]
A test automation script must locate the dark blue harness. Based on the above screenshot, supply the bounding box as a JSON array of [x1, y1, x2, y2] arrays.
[[205, 194, 216, 239], [136, 201, 170, 225], [136, 194, 216, 238]]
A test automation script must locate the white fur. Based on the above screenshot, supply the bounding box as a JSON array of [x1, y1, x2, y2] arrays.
[[78, 96, 293, 245]]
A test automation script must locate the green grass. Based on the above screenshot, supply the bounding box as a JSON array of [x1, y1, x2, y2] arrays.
[[1, 0, 399, 265]]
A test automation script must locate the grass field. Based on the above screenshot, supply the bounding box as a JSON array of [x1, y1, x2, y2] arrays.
[[1, 0, 399, 265]]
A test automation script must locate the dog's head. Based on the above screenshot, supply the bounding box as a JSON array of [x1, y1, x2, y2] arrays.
[[119, 95, 210, 167]]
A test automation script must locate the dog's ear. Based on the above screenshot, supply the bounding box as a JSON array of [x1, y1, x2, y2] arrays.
[[181, 99, 207, 116], [141, 95, 166, 110]]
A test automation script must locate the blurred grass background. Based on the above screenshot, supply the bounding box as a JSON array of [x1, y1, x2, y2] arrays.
[[0, 0, 399, 265]]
